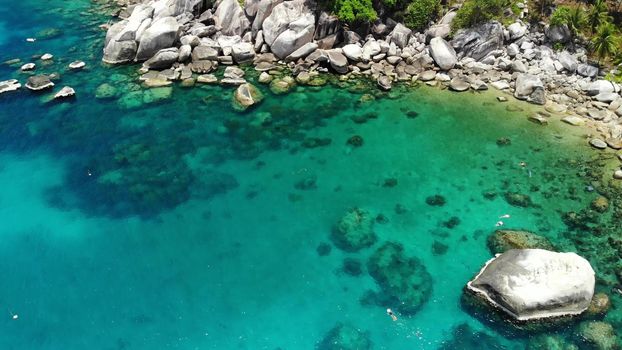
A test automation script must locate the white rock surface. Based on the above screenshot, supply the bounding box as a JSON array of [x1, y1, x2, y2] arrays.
[[429, 37, 457, 70], [468, 249, 595, 321]]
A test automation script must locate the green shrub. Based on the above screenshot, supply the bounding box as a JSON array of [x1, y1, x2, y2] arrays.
[[452, 0, 512, 29], [549, 6, 570, 26], [331, 0, 378, 24], [403, 0, 441, 31]]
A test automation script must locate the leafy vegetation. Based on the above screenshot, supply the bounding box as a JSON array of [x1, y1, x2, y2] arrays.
[[330, 0, 377, 24], [550, 5, 586, 45], [452, 0, 513, 29], [592, 21, 619, 63], [403, 0, 441, 31]]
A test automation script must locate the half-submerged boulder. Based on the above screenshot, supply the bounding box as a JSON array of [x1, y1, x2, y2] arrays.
[[467, 249, 595, 321]]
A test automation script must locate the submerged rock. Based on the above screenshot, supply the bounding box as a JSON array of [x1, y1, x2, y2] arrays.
[[487, 229, 554, 254], [504, 191, 533, 207], [331, 208, 376, 252], [366, 242, 432, 315], [318, 323, 372, 350], [233, 83, 263, 110], [439, 323, 505, 350], [95, 83, 117, 99], [467, 249, 595, 321], [578, 321, 618, 350]]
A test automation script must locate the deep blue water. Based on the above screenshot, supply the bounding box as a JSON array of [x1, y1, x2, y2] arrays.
[[0, 0, 620, 349]]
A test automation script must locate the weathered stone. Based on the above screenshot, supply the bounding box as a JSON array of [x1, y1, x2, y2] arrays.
[[25, 75, 54, 91], [0, 79, 21, 94], [468, 249, 595, 321], [327, 50, 348, 74], [143, 47, 179, 69], [136, 17, 180, 62], [68, 60, 86, 70], [377, 75, 392, 91], [214, 0, 250, 36], [449, 77, 470, 92], [231, 42, 256, 64], [262, 0, 315, 59], [429, 37, 457, 70], [54, 86, 75, 99], [562, 116, 585, 126], [197, 74, 218, 84], [590, 138, 607, 149], [233, 83, 263, 109], [487, 229, 554, 254]]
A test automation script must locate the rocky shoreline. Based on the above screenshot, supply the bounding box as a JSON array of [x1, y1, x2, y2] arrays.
[[95, 0, 622, 166]]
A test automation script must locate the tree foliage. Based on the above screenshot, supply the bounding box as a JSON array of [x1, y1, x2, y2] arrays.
[[587, 0, 609, 33], [592, 21, 619, 63], [550, 5, 586, 40], [331, 0, 377, 24], [452, 0, 512, 29], [403, 0, 441, 31]]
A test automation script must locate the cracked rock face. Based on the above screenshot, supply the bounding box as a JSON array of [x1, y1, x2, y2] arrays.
[[467, 249, 595, 321]]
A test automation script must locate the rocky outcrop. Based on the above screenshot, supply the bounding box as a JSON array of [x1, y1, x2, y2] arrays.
[[262, 0, 315, 59], [214, 0, 250, 36], [467, 249, 595, 321], [514, 74, 546, 105], [0, 79, 21, 94], [429, 37, 457, 70], [545, 24, 571, 43], [451, 21, 503, 61], [136, 16, 181, 61], [25, 75, 54, 91], [142, 47, 179, 69]]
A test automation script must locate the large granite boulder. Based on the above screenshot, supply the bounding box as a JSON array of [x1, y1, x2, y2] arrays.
[[25, 75, 54, 91], [251, 0, 284, 36], [507, 22, 526, 40], [231, 42, 255, 63], [514, 74, 546, 105], [115, 5, 154, 42], [233, 83, 263, 109], [429, 37, 457, 70], [262, 0, 315, 59], [578, 63, 599, 78], [214, 0, 250, 36], [557, 51, 577, 72], [467, 249, 595, 321], [390, 23, 411, 49], [545, 24, 571, 43], [451, 21, 504, 61], [142, 47, 179, 69], [327, 50, 348, 74], [583, 80, 621, 96], [136, 16, 180, 61]]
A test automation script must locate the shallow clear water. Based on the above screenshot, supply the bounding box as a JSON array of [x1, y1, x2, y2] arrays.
[[0, 0, 620, 349]]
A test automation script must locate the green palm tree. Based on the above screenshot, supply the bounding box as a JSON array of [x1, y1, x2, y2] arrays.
[[592, 21, 619, 65], [566, 6, 587, 43], [587, 0, 609, 33]]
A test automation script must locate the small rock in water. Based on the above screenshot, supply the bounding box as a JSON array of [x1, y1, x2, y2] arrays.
[[613, 170, 622, 180], [54, 86, 75, 99], [528, 113, 548, 125], [504, 192, 532, 207], [40, 53, 53, 61], [316, 242, 332, 256], [25, 75, 54, 91], [26, 38, 36, 42], [562, 115, 585, 126], [579, 321, 618, 350], [432, 240, 449, 255], [68, 61, 86, 70], [20, 63, 35, 71], [342, 258, 363, 276], [496, 137, 511, 146], [426, 195, 446, 206], [346, 135, 364, 147], [0, 79, 21, 94], [589, 138, 607, 150], [496, 96, 508, 102]]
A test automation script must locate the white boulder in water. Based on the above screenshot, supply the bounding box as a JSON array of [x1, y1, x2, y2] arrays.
[[467, 249, 595, 321]]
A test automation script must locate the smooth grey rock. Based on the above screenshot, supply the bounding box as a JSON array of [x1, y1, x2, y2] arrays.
[[449, 77, 470, 91], [377, 75, 392, 91], [214, 0, 250, 36], [425, 24, 451, 42], [179, 44, 192, 62], [143, 47, 179, 69], [514, 74, 545, 104], [54, 86, 75, 99], [40, 53, 53, 61], [577, 64, 598, 78], [136, 17, 180, 61], [590, 138, 608, 149], [25, 75, 54, 91], [429, 37, 457, 70], [103, 38, 137, 64], [451, 21, 504, 61], [20, 63, 35, 71], [234, 83, 262, 108], [595, 92, 620, 103], [512, 60, 527, 73], [224, 65, 245, 79], [251, 0, 284, 36], [197, 74, 218, 83], [231, 42, 255, 63], [68, 61, 86, 70], [614, 170, 622, 179], [557, 51, 577, 72], [390, 23, 411, 48], [342, 44, 363, 62], [362, 40, 381, 61], [190, 25, 218, 38], [491, 80, 510, 90], [192, 45, 219, 61], [584, 80, 620, 96], [262, 0, 315, 59], [562, 116, 585, 126], [285, 42, 318, 61], [327, 50, 348, 74], [468, 249, 595, 321], [419, 70, 436, 81], [507, 22, 526, 40], [545, 24, 571, 43], [507, 43, 519, 57]]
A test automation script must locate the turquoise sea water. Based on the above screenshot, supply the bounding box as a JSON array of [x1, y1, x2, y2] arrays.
[[1, 0, 620, 349]]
